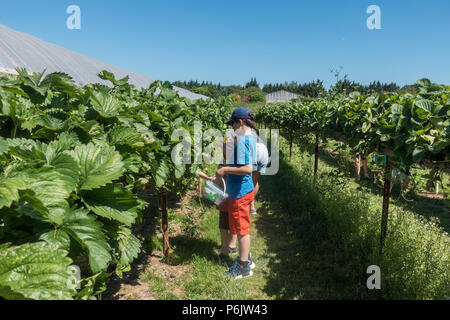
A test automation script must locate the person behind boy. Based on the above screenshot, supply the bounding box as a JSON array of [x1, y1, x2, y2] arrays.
[[215, 107, 256, 279], [250, 138, 269, 215]]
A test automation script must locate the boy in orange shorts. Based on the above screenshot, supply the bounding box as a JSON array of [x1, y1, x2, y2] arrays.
[[215, 107, 256, 279]]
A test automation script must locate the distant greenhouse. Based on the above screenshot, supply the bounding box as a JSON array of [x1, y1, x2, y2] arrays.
[[265, 90, 299, 103], [0, 24, 209, 101]]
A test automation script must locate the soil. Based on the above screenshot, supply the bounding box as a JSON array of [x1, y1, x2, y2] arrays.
[[416, 191, 445, 200], [103, 190, 199, 300], [103, 251, 191, 300]]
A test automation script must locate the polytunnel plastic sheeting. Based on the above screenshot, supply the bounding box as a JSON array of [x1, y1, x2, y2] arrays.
[[265, 90, 299, 103], [0, 24, 209, 101]]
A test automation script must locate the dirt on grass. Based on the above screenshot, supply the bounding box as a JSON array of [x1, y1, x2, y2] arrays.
[[103, 190, 200, 300], [416, 191, 446, 200], [104, 251, 192, 300]]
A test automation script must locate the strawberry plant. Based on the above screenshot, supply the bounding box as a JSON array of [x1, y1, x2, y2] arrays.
[[257, 79, 449, 253], [0, 69, 232, 299]]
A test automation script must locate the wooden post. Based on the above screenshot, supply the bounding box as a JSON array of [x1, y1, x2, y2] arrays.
[[269, 126, 272, 154], [380, 155, 391, 256], [197, 177, 202, 198], [160, 190, 170, 260], [289, 133, 293, 163], [313, 132, 319, 186]]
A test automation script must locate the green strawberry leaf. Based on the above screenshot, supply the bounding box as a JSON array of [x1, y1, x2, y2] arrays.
[[0, 242, 74, 300], [90, 91, 122, 118], [71, 143, 125, 191], [61, 209, 112, 273], [81, 183, 145, 227], [116, 226, 141, 268]]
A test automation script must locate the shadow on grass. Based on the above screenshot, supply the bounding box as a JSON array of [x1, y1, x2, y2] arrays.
[[254, 152, 377, 300], [169, 235, 219, 265]]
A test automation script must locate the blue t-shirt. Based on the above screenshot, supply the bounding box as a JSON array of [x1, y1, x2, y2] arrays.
[[226, 134, 256, 200]]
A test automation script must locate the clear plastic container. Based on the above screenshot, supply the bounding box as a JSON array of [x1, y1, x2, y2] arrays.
[[202, 178, 228, 205]]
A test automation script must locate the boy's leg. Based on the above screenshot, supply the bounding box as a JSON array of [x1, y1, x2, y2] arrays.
[[220, 229, 230, 255], [218, 200, 232, 256], [229, 234, 237, 250], [220, 230, 237, 255], [238, 235, 250, 263]]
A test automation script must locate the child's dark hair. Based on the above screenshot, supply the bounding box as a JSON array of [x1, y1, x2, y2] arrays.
[[243, 118, 255, 128], [242, 111, 255, 128]]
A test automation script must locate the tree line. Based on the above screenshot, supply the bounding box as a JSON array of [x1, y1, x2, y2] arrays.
[[172, 77, 422, 101]]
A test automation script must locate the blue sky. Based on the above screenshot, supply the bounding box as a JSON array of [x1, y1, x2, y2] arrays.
[[0, 0, 449, 88]]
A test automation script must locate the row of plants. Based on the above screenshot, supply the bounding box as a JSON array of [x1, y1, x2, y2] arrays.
[[258, 78, 449, 195], [0, 69, 232, 299], [259, 79, 449, 169], [256, 79, 449, 298]]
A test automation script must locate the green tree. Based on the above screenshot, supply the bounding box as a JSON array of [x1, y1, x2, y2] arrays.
[[243, 86, 266, 102], [245, 77, 260, 89]]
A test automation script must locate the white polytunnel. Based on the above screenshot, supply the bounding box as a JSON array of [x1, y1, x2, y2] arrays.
[[265, 90, 299, 103], [0, 24, 209, 101]]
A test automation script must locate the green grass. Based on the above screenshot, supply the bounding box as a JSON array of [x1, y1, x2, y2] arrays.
[[142, 234, 163, 252], [142, 269, 166, 298]]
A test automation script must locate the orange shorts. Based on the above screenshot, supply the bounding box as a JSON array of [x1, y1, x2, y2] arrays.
[[227, 190, 255, 236]]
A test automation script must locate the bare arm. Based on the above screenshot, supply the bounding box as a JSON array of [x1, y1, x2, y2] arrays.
[[216, 164, 253, 177], [198, 171, 214, 180]]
